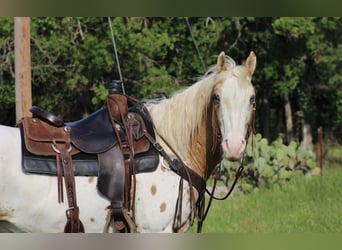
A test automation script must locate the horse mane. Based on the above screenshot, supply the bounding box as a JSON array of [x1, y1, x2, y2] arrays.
[[147, 56, 236, 160]]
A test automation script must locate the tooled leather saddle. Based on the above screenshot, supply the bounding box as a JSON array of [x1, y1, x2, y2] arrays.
[[19, 80, 159, 233]]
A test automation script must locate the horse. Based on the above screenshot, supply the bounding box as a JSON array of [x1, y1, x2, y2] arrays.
[[0, 51, 256, 233]]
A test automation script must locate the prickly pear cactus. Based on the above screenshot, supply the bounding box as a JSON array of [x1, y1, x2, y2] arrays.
[[221, 133, 318, 193]]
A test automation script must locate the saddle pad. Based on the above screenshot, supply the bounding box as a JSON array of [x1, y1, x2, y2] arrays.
[[22, 150, 159, 176], [23, 155, 99, 176]]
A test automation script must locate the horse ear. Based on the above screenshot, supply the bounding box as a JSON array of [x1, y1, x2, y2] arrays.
[[217, 51, 228, 73], [245, 51, 256, 76]]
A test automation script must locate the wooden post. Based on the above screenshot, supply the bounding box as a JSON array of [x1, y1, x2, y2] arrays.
[[15, 17, 32, 122], [317, 126, 323, 175]]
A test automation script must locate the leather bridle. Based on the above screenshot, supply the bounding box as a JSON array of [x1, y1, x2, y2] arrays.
[[196, 99, 256, 232], [146, 97, 256, 233]]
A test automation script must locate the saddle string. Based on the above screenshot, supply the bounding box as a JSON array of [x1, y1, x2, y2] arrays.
[[51, 129, 84, 233], [126, 113, 138, 223], [56, 152, 64, 203], [31, 115, 83, 231], [32, 117, 66, 204]]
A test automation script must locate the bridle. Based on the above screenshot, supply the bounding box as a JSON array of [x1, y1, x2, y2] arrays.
[[146, 94, 256, 233], [196, 99, 256, 232], [209, 100, 256, 200]]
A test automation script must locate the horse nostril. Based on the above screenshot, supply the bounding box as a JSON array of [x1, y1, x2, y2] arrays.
[[241, 139, 247, 148]]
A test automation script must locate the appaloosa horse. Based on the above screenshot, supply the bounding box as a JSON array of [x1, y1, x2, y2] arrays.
[[0, 51, 256, 232]]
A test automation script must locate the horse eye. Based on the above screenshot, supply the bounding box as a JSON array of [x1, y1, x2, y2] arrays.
[[249, 95, 255, 105], [213, 93, 220, 105]]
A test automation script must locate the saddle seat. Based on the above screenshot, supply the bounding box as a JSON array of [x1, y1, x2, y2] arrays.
[[66, 106, 120, 154]]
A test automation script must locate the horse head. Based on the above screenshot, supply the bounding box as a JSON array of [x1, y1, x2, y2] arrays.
[[212, 51, 256, 161]]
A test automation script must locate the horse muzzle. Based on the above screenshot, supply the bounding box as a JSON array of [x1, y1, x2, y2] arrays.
[[221, 137, 246, 161]]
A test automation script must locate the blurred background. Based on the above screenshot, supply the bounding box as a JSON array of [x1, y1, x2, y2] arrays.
[[0, 17, 341, 233]]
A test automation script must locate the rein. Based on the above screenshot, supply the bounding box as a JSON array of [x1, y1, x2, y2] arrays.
[[206, 161, 244, 201], [199, 154, 245, 231]]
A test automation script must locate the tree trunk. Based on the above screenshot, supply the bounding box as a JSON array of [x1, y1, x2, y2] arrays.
[[260, 90, 271, 140], [303, 123, 313, 151], [283, 93, 293, 143], [295, 110, 313, 150]]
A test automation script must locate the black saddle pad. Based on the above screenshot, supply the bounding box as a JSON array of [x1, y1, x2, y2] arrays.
[[21, 143, 159, 176], [22, 152, 159, 176]]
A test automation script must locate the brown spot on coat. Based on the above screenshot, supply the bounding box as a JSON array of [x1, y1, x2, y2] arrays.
[[150, 185, 157, 196], [0, 208, 14, 220], [90, 217, 95, 222], [160, 202, 166, 212], [88, 177, 94, 184]]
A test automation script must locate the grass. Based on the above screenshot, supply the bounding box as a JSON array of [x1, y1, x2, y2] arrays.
[[2, 145, 341, 234], [193, 167, 342, 233], [2, 171, 342, 234]]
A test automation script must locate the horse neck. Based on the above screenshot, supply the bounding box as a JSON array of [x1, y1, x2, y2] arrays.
[[187, 104, 222, 179], [148, 74, 221, 179]]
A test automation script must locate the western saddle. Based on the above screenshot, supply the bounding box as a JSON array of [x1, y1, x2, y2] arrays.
[[19, 80, 207, 233], [19, 80, 160, 233]]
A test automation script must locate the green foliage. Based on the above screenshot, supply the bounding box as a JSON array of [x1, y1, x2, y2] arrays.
[[28, 17, 116, 119], [0, 17, 15, 123], [0, 17, 341, 141], [223, 133, 318, 193]]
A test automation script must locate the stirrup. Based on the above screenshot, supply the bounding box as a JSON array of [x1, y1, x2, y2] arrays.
[[103, 207, 137, 233]]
